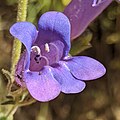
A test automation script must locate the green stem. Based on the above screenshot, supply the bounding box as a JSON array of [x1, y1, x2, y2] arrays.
[[5, 0, 28, 119], [18, 98, 36, 107], [36, 102, 49, 120], [6, 106, 18, 119], [11, 0, 28, 82], [17, 0, 28, 21]]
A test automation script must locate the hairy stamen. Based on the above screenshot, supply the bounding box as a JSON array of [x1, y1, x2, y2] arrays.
[[31, 46, 41, 55], [45, 43, 50, 52]]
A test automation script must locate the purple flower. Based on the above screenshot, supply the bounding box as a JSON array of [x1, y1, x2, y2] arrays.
[[9, 0, 111, 102], [64, 0, 112, 39]]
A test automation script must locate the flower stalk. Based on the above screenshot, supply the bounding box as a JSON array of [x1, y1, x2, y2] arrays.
[[11, 0, 28, 82], [6, 106, 18, 119], [3, 0, 28, 119], [36, 102, 49, 120]]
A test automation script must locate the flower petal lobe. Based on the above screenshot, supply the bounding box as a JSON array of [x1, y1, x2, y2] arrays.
[[52, 63, 86, 93], [63, 56, 106, 80], [10, 22, 38, 69], [24, 67, 61, 102], [37, 11, 71, 57]]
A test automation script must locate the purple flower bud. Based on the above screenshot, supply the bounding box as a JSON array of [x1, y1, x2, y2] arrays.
[[64, 0, 112, 40]]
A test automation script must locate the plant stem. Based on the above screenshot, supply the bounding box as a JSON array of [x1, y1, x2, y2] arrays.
[[6, 0, 28, 119], [36, 102, 49, 120], [6, 106, 18, 119], [11, 0, 28, 82]]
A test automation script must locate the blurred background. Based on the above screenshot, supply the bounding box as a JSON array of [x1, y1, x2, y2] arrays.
[[0, 0, 120, 120]]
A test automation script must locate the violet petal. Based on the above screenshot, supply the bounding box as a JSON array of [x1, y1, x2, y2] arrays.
[[24, 66, 61, 102], [10, 22, 38, 69], [52, 41, 64, 60], [36, 11, 71, 57], [15, 51, 26, 86], [64, 0, 112, 40], [40, 43, 60, 65], [63, 56, 106, 80], [52, 63, 86, 93]]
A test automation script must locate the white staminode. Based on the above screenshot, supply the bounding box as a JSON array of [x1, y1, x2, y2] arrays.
[[92, 0, 103, 7], [31, 46, 41, 55], [45, 43, 50, 52]]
